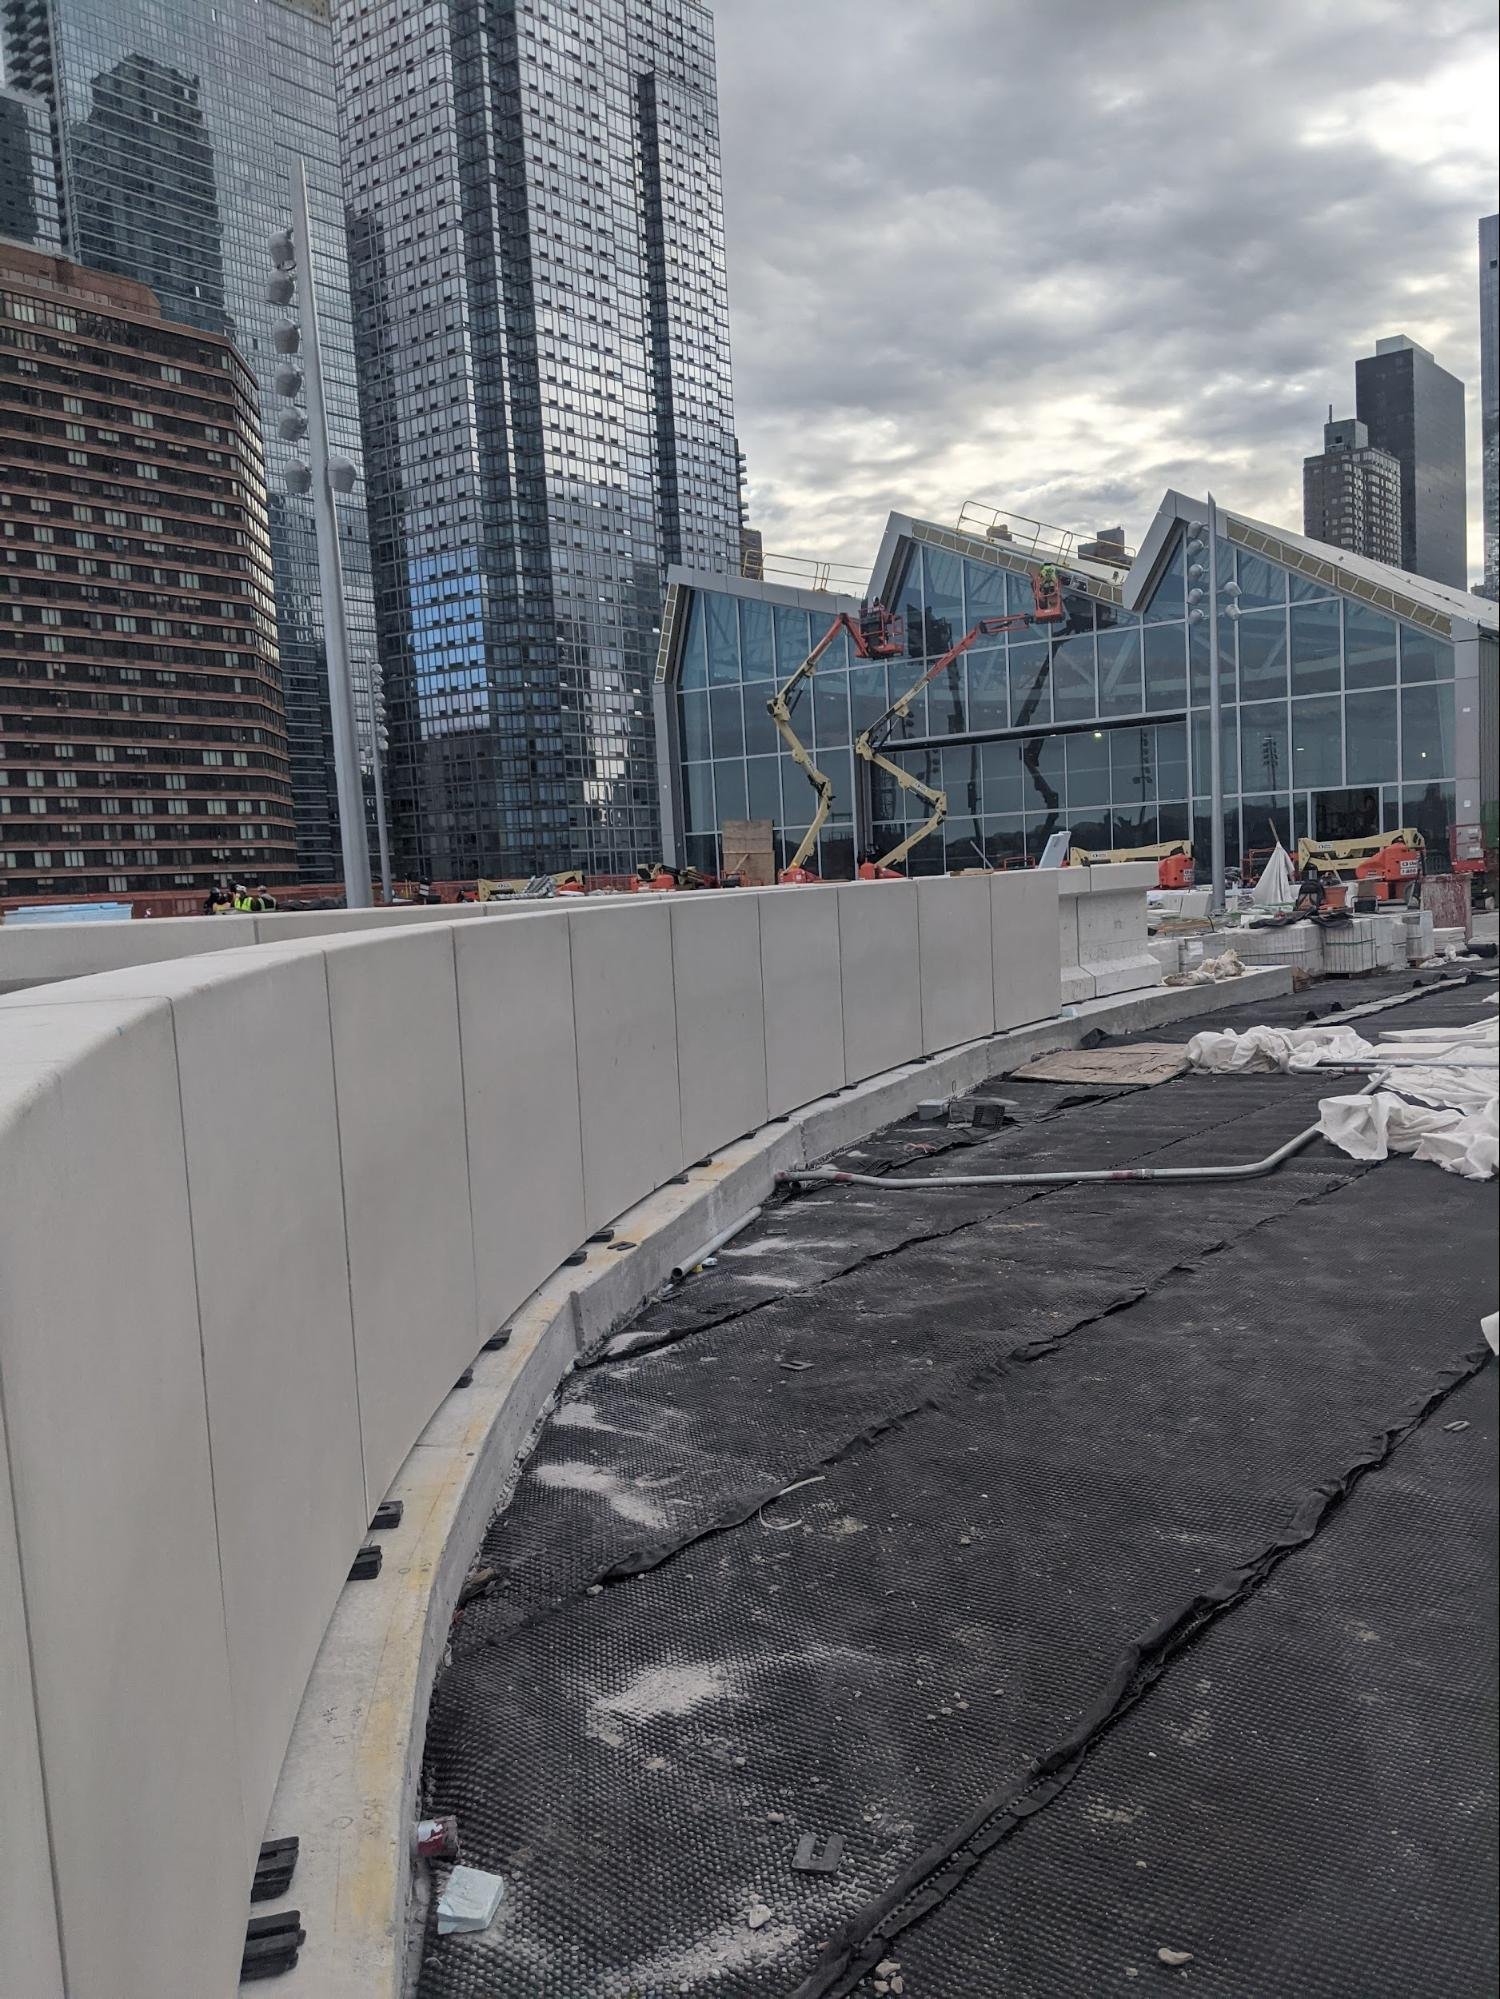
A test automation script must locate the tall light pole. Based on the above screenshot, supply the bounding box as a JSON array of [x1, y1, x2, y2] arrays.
[[1206, 493, 1225, 910], [269, 162, 373, 908]]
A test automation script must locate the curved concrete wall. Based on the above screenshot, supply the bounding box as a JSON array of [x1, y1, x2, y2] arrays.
[[0, 898, 506, 995], [0, 876, 1059, 1998]]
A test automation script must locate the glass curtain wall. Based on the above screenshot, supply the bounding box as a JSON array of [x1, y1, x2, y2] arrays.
[[674, 526, 1458, 879]]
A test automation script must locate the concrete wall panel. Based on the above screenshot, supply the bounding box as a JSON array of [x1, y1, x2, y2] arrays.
[[323, 930, 479, 1505], [0, 1396, 65, 1998], [569, 902, 680, 1231], [992, 870, 1064, 1026], [159, 951, 367, 1865], [0, 911, 256, 992], [671, 894, 768, 1161], [915, 875, 995, 1052], [836, 881, 921, 1083], [455, 913, 587, 1335], [0, 1000, 246, 1999], [757, 886, 845, 1114]]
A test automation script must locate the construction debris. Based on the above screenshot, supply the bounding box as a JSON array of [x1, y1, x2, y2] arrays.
[[1011, 1045, 1190, 1087], [435, 1866, 506, 1937]]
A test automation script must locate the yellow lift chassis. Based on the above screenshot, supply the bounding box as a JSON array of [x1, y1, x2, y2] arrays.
[[767, 603, 905, 883]]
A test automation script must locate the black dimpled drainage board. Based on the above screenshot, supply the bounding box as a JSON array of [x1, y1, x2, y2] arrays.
[[417, 984, 1497, 1999]]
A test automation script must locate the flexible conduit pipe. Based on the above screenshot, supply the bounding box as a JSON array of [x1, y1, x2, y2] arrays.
[[776, 1083, 1378, 1193]]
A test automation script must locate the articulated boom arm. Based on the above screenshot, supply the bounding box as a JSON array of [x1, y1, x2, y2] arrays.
[[767, 603, 903, 880], [854, 567, 1065, 874]]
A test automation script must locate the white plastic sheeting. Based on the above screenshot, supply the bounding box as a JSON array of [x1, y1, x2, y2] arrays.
[[1185, 1022, 1376, 1073], [1187, 1006, 1499, 1180], [1317, 1090, 1497, 1179], [1251, 840, 1296, 906]]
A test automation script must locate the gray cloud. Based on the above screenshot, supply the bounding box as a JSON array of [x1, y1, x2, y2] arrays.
[[711, 0, 1498, 582]]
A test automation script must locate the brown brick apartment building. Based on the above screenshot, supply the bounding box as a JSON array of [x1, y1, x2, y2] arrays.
[[0, 243, 295, 898]]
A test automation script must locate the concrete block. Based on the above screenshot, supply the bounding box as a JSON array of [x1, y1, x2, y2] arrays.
[[1057, 886, 1093, 1004], [992, 869, 1061, 1028], [1076, 874, 1158, 997], [0, 999, 246, 1999], [1076, 879, 1148, 962], [670, 894, 768, 1160], [756, 885, 845, 1114], [0, 1389, 64, 1997], [322, 929, 479, 1507], [1403, 910, 1435, 963], [915, 875, 994, 1053], [569, 901, 681, 1231], [835, 880, 922, 1084], [454, 912, 586, 1335], [1089, 953, 1162, 997], [1087, 859, 1160, 893]]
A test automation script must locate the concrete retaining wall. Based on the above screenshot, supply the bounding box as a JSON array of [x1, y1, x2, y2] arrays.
[[0, 874, 1060, 1999]]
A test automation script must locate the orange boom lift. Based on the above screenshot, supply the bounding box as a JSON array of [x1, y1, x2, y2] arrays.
[[853, 566, 1065, 879]]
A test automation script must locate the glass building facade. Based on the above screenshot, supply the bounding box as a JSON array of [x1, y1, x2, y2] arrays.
[[1481, 213, 1498, 602], [336, 0, 740, 881], [1355, 336, 1467, 593], [0, 84, 61, 250], [2, 0, 382, 879], [658, 497, 1496, 884]]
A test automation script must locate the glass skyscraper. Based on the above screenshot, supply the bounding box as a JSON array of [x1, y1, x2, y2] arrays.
[[2, 0, 383, 879], [1481, 213, 1498, 602], [0, 83, 61, 249], [337, 0, 740, 880], [1354, 334, 1467, 592]]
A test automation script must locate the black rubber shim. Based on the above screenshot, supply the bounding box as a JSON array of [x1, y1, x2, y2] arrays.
[[416, 978, 1497, 1998]]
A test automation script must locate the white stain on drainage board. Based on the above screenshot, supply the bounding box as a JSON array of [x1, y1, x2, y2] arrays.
[[586, 1661, 736, 1751], [532, 1460, 667, 1528], [550, 1400, 616, 1433]]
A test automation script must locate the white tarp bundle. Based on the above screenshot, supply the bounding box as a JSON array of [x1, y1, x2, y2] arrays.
[[1185, 1022, 1377, 1072], [1251, 839, 1296, 906], [1186, 1006, 1499, 1179], [1317, 1089, 1498, 1180]]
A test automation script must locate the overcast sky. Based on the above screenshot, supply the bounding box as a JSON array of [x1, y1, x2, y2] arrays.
[[711, 0, 1499, 587]]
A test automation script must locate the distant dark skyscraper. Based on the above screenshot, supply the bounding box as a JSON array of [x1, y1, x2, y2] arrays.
[[337, 0, 741, 881], [1354, 333, 1467, 590], [2, 0, 383, 880], [0, 84, 61, 249], [1302, 414, 1402, 567], [70, 54, 229, 328], [1480, 213, 1498, 600]]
